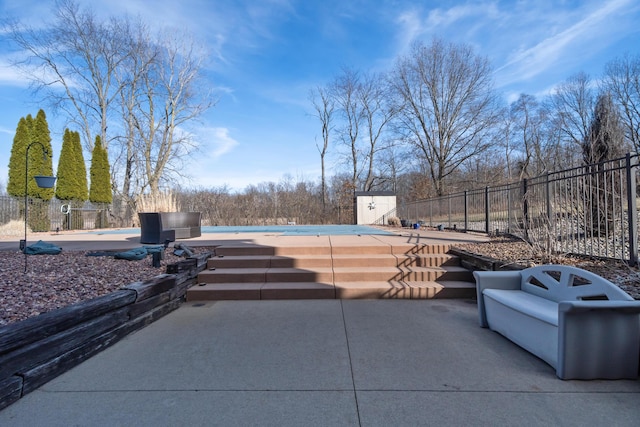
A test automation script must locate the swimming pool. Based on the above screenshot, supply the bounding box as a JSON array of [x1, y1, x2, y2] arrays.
[[89, 224, 395, 236], [201, 225, 394, 236]]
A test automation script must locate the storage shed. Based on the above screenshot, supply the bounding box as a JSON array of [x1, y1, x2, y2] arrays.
[[353, 191, 396, 225]]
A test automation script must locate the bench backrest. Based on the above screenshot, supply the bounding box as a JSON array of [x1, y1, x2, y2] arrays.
[[138, 212, 161, 229], [159, 212, 201, 229], [520, 265, 634, 302]]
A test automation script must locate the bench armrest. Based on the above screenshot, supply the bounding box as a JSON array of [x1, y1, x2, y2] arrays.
[[557, 300, 640, 379], [559, 300, 640, 313], [473, 270, 522, 327]]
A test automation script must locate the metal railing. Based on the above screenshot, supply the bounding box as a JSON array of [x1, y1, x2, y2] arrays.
[[0, 197, 109, 232], [396, 153, 640, 265]]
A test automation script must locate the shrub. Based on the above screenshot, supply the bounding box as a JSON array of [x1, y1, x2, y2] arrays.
[[387, 216, 401, 227]]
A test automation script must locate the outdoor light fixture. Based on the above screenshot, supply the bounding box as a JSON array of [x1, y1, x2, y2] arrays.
[[23, 141, 56, 273]]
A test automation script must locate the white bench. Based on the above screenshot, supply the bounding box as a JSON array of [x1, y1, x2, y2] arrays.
[[474, 265, 640, 380]]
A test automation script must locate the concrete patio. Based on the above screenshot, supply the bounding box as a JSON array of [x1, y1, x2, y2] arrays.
[[0, 299, 638, 426], [0, 227, 638, 425]]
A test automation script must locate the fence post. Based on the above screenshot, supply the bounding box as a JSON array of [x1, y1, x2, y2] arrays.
[[484, 187, 490, 234], [545, 173, 552, 225], [626, 153, 638, 266], [464, 190, 468, 231], [522, 179, 529, 241], [546, 173, 553, 252], [507, 187, 512, 234]]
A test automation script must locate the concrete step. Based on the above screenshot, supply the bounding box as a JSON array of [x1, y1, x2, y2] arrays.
[[206, 253, 460, 270], [207, 255, 271, 269], [331, 266, 473, 282], [419, 254, 461, 267], [215, 244, 333, 257], [186, 280, 475, 301], [331, 254, 400, 268], [272, 246, 332, 256], [402, 266, 474, 282], [186, 282, 336, 301], [261, 282, 335, 300], [406, 281, 477, 299], [333, 280, 475, 299], [266, 267, 334, 283], [198, 268, 267, 283], [187, 282, 263, 301], [198, 267, 336, 284], [334, 280, 411, 299], [198, 266, 472, 285], [269, 255, 333, 268], [214, 245, 275, 257], [187, 241, 476, 302], [206, 255, 333, 269], [390, 243, 452, 255]]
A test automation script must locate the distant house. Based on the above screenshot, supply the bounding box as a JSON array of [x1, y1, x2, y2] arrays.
[[353, 191, 396, 225]]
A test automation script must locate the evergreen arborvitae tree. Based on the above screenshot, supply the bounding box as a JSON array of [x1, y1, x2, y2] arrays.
[[30, 109, 55, 201], [89, 135, 112, 228], [582, 93, 626, 236], [583, 93, 626, 165], [30, 110, 55, 231], [7, 111, 55, 232], [56, 129, 88, 229], [56, 129, 88, 201], [7, 116, 31, 198], [89, 135, 112, 204]]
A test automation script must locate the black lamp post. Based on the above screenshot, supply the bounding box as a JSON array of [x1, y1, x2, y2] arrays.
[[23, 141, 56, 273]]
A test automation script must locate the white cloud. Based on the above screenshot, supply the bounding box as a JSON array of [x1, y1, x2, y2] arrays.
[[394, 9, 423, 53], [495, 0, 635, 87], [392, 2, 503, 56], [0, 60, 29, 87], [424, 3, 490, 28], [390, 0, 637, 97], [200, 127, 239, 159]]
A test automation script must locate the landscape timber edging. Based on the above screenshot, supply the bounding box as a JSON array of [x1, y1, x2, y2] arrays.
[[0, 252, 211, 411], [448, 247, 528, 272]]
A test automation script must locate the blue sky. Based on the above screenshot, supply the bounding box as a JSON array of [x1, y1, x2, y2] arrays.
[[1, 0, 639, 192]]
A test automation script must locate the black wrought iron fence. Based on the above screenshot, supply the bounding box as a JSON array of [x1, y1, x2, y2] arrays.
[[395, 153, 640, 265], [0, 197, 110, 232]]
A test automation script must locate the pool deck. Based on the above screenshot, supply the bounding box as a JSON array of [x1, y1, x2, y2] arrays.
[[1, 228, 639, 425], [0, 225, 490, 252]]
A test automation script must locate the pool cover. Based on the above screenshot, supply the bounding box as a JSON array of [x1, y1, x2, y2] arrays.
[[89, 224, 395, 236]]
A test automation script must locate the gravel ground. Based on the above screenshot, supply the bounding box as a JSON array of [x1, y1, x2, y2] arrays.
[[0, 245, 215, 326], [1, 233, 638, 327], [454, 235, 640, 300]]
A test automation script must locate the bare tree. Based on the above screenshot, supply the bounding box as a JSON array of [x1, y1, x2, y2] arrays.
[[5, 0, 215, 225], [331, 68, 363, 193], [324, 69, 397, 194], [375, 142, 409, 193], [510, 94, 552, 179], [548, 72, 595, 156], [5, 0, 133, 153], [309, 85, 335, 211], [358, 72, 397, 191], [112, 22, 156, 223], [602, 54, 640, 151], [496, 106, 517, 181], [135, 32, 214, 197], [390, 38, 499, 196]]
